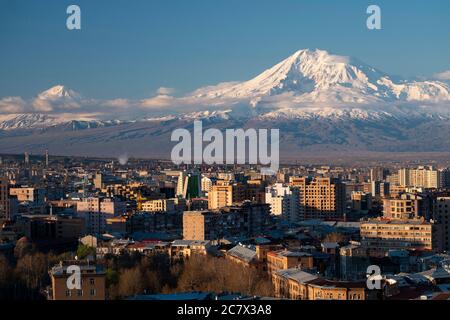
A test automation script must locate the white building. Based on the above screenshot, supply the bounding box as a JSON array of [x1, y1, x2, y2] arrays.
[[76, 197, 126, 234], [398, 167, 441, 188], [265, 183, 300, 223], [201, 176, 212, 195]]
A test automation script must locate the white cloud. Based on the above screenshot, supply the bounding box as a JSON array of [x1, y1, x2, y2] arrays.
[[0, 97, 29, 114], [434, 70, 450, 81], [156, 87, 175, 95]]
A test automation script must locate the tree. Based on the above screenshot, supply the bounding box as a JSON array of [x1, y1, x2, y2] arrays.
[[76, 244, 96, 259], [117, 267, 144, 298], [323, 232, 347, 244], [0, 254, 12, 287], [15, 253, 48, 291], [14, 237, 32, 259]]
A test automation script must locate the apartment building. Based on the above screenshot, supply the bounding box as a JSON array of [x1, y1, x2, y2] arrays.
[[9, 186, 45, 204], [383, 193, 422, 220], [208, 180, 233, 209], [272, 268, 369, 300], [266, 250, 313, 274], [183, 202, 270, 240], [0, 177, 10, 221], [76, 197, 126, 234], [49, 260, 105, 300], [290, 177, 345, 220], [360, 218, 443, 256], [265, 183, 300, 222], [433, 197, 450, 251], [351, 191, 372, 213], [141, 199, 175, 212], [16, 214, 84, 240], [399, 167, 441, 188]]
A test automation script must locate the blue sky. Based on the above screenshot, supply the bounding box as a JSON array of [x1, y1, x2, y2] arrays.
[[0, 0, 449, 99]]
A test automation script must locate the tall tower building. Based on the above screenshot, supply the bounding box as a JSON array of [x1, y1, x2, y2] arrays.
[[24, 152, 30, 165], [265, 183, 300, 222], [208, 180, 234, 209], [45, 149, 49, 167], [0, 176, 10, 221], [177, 170, 201, 199], [290, 177, 345, 220]]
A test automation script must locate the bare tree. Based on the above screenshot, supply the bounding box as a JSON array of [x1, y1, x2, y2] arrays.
[[117, 267, 144, 298]]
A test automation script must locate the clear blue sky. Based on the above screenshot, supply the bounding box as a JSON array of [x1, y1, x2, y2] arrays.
[[0, 0, 449, 99]]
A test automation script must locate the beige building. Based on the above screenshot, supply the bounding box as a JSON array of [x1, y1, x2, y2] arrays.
[[383, 193, 422, 220], [141, 199, 175, 212], [208, 181, 233, 209], [290, 177, 345, 219], [183, 211, 212, 241], [201, 176, 212, 194], [360, 218, 443, 256], [272, 268, 368, 300], [351, 191, 372, 213], [10, 186, 45, 204], [49, 260, 105, 300], [266, 250, 313, 274], [77, 197, 126, 234], [399, 167, 441, 188]]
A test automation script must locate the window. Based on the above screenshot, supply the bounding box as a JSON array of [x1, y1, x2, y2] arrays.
[[77, 289, 83, 297], [65, 290, 71, 297], [90, 278, 95, 285], [90, 289, 96, 296]]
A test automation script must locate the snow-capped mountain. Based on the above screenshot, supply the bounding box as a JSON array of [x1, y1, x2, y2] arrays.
[[1, 49, 450, 158], [192, 49, 450, 105], [37, 85, 81, 100], [0, 113, 63, 130]]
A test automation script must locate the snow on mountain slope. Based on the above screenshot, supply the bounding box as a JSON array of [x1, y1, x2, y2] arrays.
[[37, 85, 81, 100], [191, 49, 450, 106], [0, 114, 64, 130]]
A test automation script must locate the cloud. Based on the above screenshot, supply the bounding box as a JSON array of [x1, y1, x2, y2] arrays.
[[156, 87, 175, 95], [434, 70, 450, 81], [0, 97, 29, 114]]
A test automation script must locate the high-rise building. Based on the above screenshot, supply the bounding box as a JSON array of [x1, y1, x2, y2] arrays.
[[183, 202, 270, 240], [45, 149, 49, 167], [141, 199, 175, 212], [9, 186, 45, 205], [0, 177, 10, 221], [382, 193, 424, 220], [439, 168, 450, 188], [290, 177, 345, 220], [24, 152, 29, 165], [201, 176, 212, 194], [177, 170, 201, 199], [360, 192, 443, 256], [265, 183, 300, 222], [433, 197, 450, 251], [93, 173, 102, 190], [360, 219, 443, 256], [351, 192, 372, 213], [370, 167, 387, 182], [76, 197, 126, 234], [398, 167, 441, 188], [208, 180, 233, 209]]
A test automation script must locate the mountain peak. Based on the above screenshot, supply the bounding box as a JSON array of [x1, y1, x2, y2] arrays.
[[192, 48, 450, 104], [38, 85, 80, 100]]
